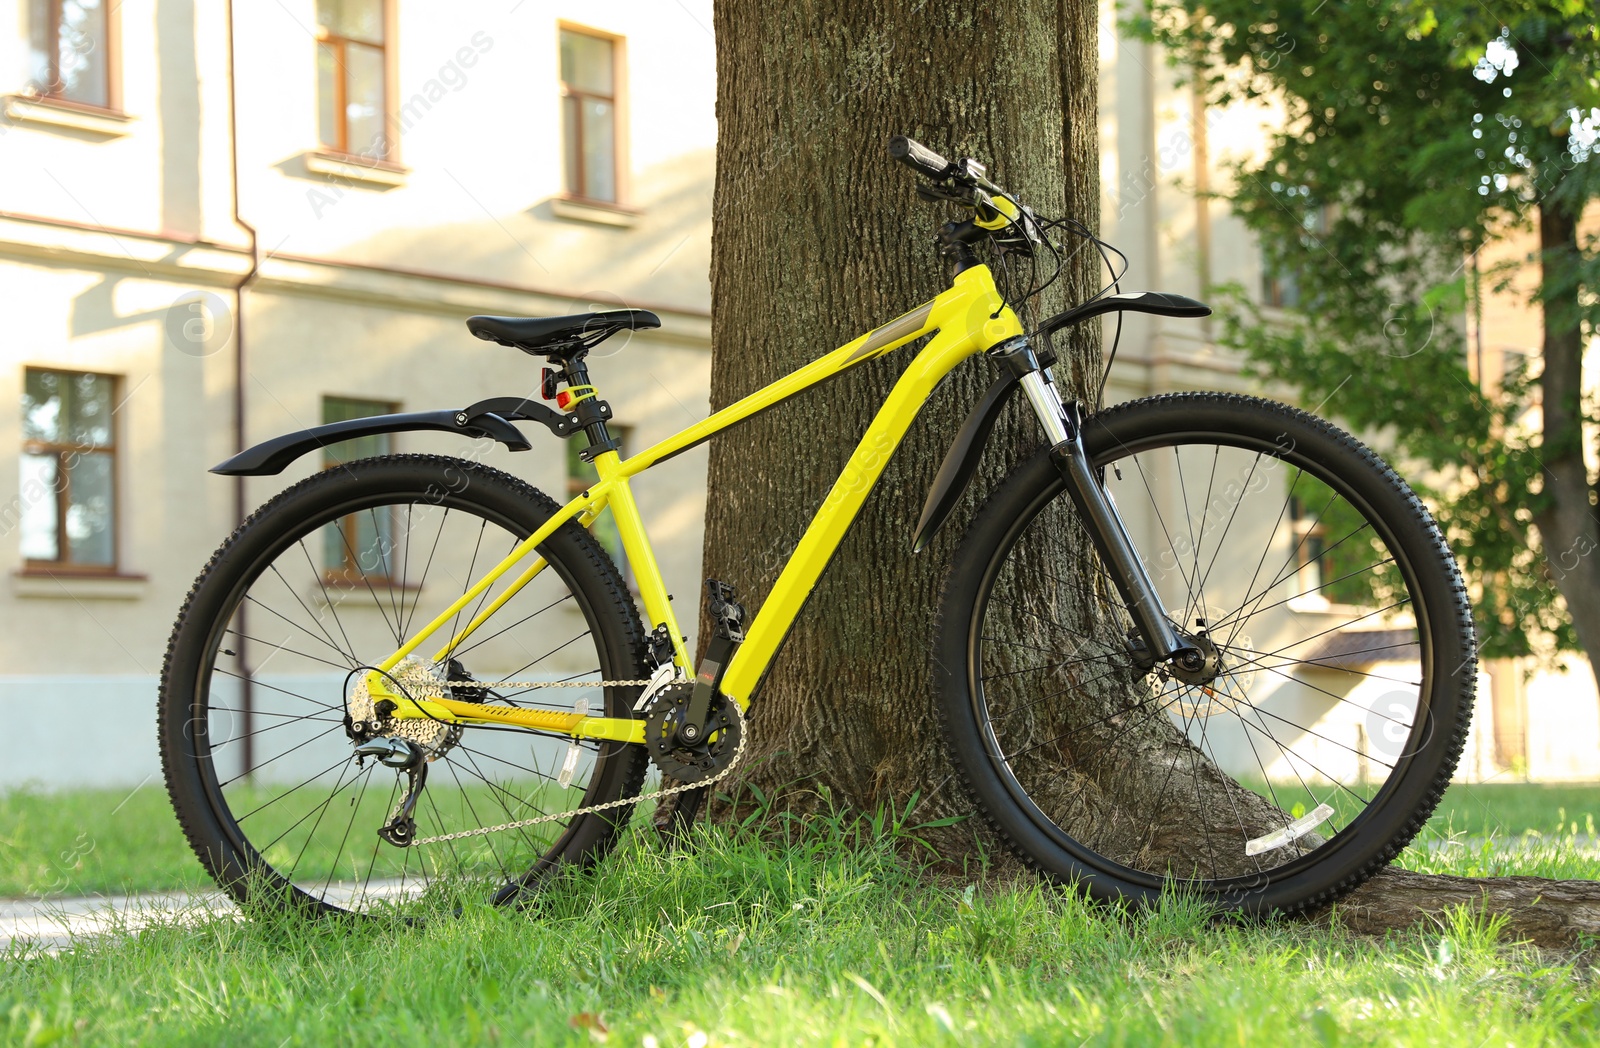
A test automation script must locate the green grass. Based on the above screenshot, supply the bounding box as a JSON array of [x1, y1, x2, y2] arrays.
[[0, 784, 203, 899], [1425, 781, 1600, 837], [0, 781, 600, 900], [7, 779, 1600, 900], [1399, 781, 1600, 880], [4, 803, 1600, 1046]]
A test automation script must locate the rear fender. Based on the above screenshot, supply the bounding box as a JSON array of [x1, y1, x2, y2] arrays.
[[210, 396, 578, 476]]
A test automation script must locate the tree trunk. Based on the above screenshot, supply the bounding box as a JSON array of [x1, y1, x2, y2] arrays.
[[688, 0, 1600, 946], [1329, 868, 1600, 951], [696, 0, 1302, 855], [1530, 196, 1600, 703], [696, 0, 1104, 832]]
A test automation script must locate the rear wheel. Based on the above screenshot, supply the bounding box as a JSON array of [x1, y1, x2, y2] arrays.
[[159, 455, 649, 915], [934, 393, 1475, 914]]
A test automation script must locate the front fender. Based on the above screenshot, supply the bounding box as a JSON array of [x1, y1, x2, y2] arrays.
[[212, 409, 534, 476], [911, 372, 1021, 553]]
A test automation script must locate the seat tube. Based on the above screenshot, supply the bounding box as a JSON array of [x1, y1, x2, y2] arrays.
[[591, 453, 693, 672]]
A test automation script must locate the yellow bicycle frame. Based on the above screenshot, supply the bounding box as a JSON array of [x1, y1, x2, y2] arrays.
[[365, 264, 1023, 743]]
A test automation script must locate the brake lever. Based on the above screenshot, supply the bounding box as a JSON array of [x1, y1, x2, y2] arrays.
[[916, 182, 970, 204]]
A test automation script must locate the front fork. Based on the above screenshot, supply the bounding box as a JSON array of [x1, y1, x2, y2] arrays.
[[993, 337, 1200, 671]]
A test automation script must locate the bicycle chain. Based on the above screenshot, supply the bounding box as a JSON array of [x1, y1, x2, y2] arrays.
[[376, 676, 745, 848]]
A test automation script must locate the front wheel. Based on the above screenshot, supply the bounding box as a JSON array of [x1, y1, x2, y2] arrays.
[[934, 393, 1475, 915]]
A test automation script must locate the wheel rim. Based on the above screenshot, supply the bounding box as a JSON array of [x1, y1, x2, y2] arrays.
[[969, 426, 1441, 895], [184, 481, 633, 913]]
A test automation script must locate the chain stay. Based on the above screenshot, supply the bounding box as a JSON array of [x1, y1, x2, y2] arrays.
[[382, 676, 744, 847]]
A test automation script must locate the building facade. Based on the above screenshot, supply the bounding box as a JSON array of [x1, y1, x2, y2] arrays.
[[0, 0, 716, 787], [0, 0, 1590, 789]]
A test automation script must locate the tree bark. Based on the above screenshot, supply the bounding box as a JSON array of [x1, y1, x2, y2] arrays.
[[1531, 195, 1600, 701], [699, 0, 1339, 863], [698, 0, 1308, 865], [699, 0, 1104, 830]]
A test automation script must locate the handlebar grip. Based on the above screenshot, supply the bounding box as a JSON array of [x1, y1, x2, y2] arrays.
[[888, 135, 955, 180]]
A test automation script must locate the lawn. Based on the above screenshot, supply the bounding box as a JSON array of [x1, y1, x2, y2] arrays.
[[6, 778, 1599, 900], [4, 802, 1600, 1046], [0, 783, 206, 900], [3, 781, 1600, 1045]]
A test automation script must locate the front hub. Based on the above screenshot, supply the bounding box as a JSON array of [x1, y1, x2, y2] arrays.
[[1165, 630, 1223, 687]]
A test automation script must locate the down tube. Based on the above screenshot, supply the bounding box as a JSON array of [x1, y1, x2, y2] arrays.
[[717, 328, 983, 706]]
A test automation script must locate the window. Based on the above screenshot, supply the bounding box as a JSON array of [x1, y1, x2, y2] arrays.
[[316, 0, 390, 160], [560, 27, 622, 203], [25, 0, 117, 110], [1288, 488, 1371, 608], [1288, 493, 1327, 599], [567, 429, 630, 580], [322, 396, 396, 582], [21, 368, 117, 572], [1262, 260, 1300, 310], [1260, 204, 1329, 310]]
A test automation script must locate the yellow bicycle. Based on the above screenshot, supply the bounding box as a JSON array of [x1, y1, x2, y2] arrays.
[[160, 137, 1475, 916]]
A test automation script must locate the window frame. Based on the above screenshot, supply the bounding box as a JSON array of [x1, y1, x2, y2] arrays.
[[314, 0, 398, 164], [27, 0, 123, 114], [321, 394, 403, 587], [557, 22, 629, 207], [1286, 489, 1368, 614], [21, 366, 122, 577]]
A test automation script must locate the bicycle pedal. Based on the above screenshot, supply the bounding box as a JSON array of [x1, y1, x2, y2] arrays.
[[705, 579, 746, 642]]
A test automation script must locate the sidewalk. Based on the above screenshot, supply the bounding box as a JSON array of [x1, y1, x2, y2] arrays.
[[0, 890, 237, 953], [2, 879, 415, 952]]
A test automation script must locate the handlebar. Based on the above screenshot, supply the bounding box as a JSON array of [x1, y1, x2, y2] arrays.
[[887, 134, 1101, 311], [888, 135, 956, 180], [890, 134, 1038, 240]]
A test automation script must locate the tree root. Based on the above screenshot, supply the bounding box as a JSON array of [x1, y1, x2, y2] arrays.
[[1321, 868, 1600, 950]]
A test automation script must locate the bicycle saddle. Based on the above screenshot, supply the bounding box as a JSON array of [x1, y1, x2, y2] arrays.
[[466, 309, 661, 360]]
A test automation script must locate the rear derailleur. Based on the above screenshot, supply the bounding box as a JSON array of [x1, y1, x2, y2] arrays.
[[354, 736, 428, 847]]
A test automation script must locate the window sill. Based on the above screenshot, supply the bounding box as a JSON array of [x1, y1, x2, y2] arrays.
[[320, 573, 421, 592], [1287, 595, 1366, 617], [1, 95, 134, 138], [304, 150, 410, 188], [13, 571, 148, 600], [550, 196, 640, 228]]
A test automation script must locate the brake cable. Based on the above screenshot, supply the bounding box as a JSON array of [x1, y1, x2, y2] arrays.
[[915, 162, 1133, 410]]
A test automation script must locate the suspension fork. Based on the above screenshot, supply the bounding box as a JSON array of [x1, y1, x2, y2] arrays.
[[990, 338, 1197, 669]]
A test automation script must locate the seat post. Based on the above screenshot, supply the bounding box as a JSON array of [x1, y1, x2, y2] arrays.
[[560, 356, 619, 456]]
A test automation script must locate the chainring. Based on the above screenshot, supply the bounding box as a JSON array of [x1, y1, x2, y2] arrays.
[[644, 681, 742, 784]]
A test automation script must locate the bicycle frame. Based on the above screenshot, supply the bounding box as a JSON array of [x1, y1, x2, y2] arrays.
[[363, 263, 1025, 743]]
